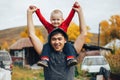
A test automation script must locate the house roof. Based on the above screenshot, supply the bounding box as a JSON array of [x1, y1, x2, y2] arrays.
[[104, 39, 120, 48], [83, 44, 112, 51], [9, 38, 33, 50]]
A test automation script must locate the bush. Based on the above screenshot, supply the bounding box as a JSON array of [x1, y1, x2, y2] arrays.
[[106, 49, 120, 74]]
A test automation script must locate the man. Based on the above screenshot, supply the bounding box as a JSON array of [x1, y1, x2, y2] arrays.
[[27, 2, 87, 80], [43, 28, 84, 80]]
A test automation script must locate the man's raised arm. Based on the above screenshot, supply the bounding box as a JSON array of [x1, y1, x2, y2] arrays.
[[27, 6, 43, 54], [73, 2, 87, 53]]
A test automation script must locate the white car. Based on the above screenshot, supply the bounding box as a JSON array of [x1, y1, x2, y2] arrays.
[[81, 55, 110, 73], [0, 50, 13, 72]]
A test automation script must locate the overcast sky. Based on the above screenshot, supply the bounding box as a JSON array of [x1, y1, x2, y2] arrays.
[[0, 0, 120, 33]]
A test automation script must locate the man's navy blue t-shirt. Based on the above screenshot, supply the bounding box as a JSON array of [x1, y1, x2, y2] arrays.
[[44, 51, 75, 80]]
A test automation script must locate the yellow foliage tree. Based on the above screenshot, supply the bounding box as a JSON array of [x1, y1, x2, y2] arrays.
[[34, 27, 44, 43], [100, 15, 120, 45], [2, 41, 9, 50], [11, 39, 16, 45], [20, 27, 45, 43], [100, 20, 111, 44], [67, 22, 92, 43], [20, 28, 28, 37]]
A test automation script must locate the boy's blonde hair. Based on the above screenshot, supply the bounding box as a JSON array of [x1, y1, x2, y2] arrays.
[[50, 9, 63, 18]]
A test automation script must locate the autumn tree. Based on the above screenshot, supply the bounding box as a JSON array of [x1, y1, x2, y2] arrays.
[[100, 15, 120, 45], [11, 39, 16, 45], [109, 15, 120, 39], [67, 22, 92, 43], [20, 26, 45, 43], [100, 20, 110, 45], [20, 28, 28, 38], [1, 41, 9, 50]]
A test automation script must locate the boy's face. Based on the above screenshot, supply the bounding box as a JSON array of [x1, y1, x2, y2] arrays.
[[50, 33, 66, 52], [50, 13, 64, 27]]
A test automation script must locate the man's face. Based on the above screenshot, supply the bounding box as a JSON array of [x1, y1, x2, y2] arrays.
[[50, 33, 67, 52]]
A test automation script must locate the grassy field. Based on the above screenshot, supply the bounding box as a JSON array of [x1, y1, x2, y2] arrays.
[[12, 66, 44, 80], [12, 65, 90, 80]]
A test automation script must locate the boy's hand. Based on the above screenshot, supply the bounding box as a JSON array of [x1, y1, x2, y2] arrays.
[[73, 2, 80, 8]]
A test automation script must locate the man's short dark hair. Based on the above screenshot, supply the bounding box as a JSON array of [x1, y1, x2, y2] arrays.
[[48, 28, 68, 43]]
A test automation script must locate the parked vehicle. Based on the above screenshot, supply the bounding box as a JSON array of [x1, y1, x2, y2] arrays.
[[81, 55, 110, 73], [0, 50, 13, 72]]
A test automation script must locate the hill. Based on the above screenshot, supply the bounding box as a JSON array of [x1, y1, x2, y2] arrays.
[[0, 26, 48, 47], [0, 26, 24, 46], [0, 26, 98, 48]]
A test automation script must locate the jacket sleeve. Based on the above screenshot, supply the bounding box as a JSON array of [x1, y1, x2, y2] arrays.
[[60, 9, 75, 32], [35, 9, 53, 33]]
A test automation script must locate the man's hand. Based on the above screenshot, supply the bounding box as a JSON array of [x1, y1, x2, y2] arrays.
[[73, 2, 81, 13], [27, 5, 37, 14]]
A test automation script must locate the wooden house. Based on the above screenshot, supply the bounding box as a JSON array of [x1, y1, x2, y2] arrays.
[[9, 38, 39, 67]]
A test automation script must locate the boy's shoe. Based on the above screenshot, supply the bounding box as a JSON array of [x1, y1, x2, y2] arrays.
[[67, 59, 78, 67], [37, 60, 48, 67]]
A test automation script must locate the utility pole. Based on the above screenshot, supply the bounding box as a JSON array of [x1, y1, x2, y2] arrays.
[[98, 24, 100, 47]]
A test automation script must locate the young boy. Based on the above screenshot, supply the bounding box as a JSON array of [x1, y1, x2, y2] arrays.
[[29, 2, 80, 67]]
